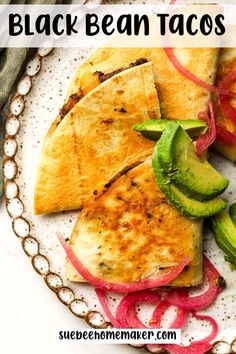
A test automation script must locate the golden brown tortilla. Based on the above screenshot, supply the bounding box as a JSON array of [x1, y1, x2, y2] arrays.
[[34, 62, 160, 214], [35, 48, 219, 214], [66, 157, 203, 287], [71, 48, 219, 119], [213, 48, 236, 161], [46, 48, 219, 141]]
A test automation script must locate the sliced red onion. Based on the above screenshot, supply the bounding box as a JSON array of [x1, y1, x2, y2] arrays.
[[116, 290, 160, 328], [121, 293, 188, 330], [148, 299, 214, 353], [95, 289, 121, 328], [164, 48, 236, 98], [126, 306, 149, 329], [57, 232, 189, 293], [165, 255, 225, 310], [171, 307, 189, 329], [150, 297, 189, 330], [196, 101, 216, 156], [191, 311, 218, 345], [160, 312, 217, 354], [150, 300, 170, 328]]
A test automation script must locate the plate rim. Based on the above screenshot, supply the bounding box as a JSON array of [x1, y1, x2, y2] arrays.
[[3, 48, 112, 331], [3, 47, 236, 354]]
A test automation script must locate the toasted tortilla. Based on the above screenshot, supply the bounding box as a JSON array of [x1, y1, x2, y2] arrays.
[[213, 48, 236, 161], [34, 62, 160, 214], [66, 157, 203, 287], [46, 47, 218, 140], [69, 48, 219, 120]]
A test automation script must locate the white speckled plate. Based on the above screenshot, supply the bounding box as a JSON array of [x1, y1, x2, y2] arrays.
[[3, 42, 236, 354]]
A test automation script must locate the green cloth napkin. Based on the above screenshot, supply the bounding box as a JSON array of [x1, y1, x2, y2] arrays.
[[0, 0, 61, 197]]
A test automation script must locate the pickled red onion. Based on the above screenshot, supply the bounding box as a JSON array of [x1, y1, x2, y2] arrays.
[[150, 299, 189, 330], [126, 304, 189, 329], [196, 101, 216, 156], [115, 290, 160, 328], [95, 289, 121, 328], [160, 312, 217, 353], [191, 312, 218, 345], [164, 48, 236, 98], [165, 255, 225, 310], [149, 302, 216, 353], [126, 306, 148, 329], [150, 300, 170, 328], [171, 308, 189, 329], [57, 232, 189, 293]]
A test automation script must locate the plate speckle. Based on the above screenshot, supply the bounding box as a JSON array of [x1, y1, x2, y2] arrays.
[[3, 45, 236, 351]]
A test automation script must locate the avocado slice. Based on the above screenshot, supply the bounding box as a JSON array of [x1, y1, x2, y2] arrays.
[[211, 211, 236, 264], [157, 121, 179, 172], [133, 119, 207, 141], [158, 122, 229, 201], [152, 142, 227, 219], [229, 203, 236, 227]]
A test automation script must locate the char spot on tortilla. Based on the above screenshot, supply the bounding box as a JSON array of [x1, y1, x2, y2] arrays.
[[56, 58, 148, 131], [58, 90, 84, 125], [94, 58, 148, 83], [103, 160, 145, 190], [102, 118, 114, 124]]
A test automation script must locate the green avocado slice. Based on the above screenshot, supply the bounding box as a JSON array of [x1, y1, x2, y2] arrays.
[[229, 203, 236, 227], [211, 211, 236, 264], [152, 142, 227, 219], [133, 119, 207, 141], [157, 121, 180, 172], [158, 122, 229, 201]]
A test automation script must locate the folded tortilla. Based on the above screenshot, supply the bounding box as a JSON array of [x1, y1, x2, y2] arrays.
[[35, 48, 219, 214], [66, 157, 203, 287], [46, 48, 219, 140], [213, 48, 236, 161], [34, 62, 160, 214]]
